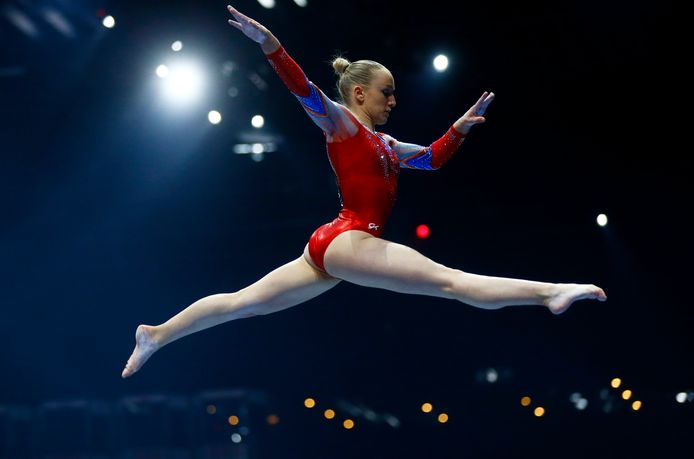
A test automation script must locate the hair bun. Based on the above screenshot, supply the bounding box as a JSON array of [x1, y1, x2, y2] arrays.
[[332, 57, 351, 76]]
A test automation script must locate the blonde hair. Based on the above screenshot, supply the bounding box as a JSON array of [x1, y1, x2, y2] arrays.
[[331, 56, 388, 105]]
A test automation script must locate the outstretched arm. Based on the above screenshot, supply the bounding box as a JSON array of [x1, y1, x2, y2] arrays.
[[226, 5, 357, 141], [388, 91, 495, 170]]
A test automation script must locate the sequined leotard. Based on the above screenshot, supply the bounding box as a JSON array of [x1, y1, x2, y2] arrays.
[[266, 46, 466, 272]]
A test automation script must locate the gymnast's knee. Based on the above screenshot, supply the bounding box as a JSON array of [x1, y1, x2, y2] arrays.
[[439, 268, 467, 299]]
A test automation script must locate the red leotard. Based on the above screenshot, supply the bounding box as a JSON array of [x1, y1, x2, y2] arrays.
[[266, 46, 465, 273], [308, 117, 400, 271]]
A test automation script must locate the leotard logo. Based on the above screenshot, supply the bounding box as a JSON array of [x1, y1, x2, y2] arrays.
[[368, 223, 379, 230]]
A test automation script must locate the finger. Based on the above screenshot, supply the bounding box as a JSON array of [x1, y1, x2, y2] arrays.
[[473, 91, 488, 107], [475, 92, 495, 115], [227, 5, 251, 23], [228, 19, 242, 30]]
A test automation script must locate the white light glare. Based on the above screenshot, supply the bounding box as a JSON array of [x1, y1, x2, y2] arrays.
[[208, 110, 222, 124], [231, 433, 242, 443], [156, 64, 169, 78], [576, 398, 588, 410], [433, 54, 449, 72], [172, 40, 183, 52], [251, 115, 265, 128], [293, 0, 308, 6], [676, 392, 687, 403], [597, 213, 608, 227], [44, 9, 75, 37], [161, 62, 205, 104], [485, 368, 498, 383], [102, 15, 115, 29], [233, 143, 276, 154], [385, 415, 401, 428], [257, 0, 276, 8], [6, 7, 39, 37]]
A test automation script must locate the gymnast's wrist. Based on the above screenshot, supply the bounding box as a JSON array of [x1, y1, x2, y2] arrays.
[[451, 124, 467, 138], [261, 33, 281, 54]]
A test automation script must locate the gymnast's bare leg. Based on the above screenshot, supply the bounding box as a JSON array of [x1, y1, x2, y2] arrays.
[[122, 236, 605, 378], [121, 247, 341, 378], [322, 231, 606, 312]]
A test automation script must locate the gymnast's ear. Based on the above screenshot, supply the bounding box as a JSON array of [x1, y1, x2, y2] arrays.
[[352, 85, 365, 104]]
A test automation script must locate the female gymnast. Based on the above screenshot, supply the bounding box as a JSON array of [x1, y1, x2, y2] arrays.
[[121, 5, 606, 378]]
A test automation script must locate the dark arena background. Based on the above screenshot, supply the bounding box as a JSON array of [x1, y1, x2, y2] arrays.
[[0, 1, 686, 458]]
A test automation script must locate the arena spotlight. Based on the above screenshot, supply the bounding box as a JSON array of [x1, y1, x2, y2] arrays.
[[257, 0, 276, 8], [160, 61, 206, 105], [569, 392, 589, 410], [208, 110, 222, 124], [597, 213, 608, 227], [293, 0, 308, 6], [155, 64, 169, 78], [251, 115, 265, 128], [433, 54, 449, 72], [233, 143, 277, 155], [485, 368, 498, 383], [171, 40, 183, 52], [102, 15, 115, 29]]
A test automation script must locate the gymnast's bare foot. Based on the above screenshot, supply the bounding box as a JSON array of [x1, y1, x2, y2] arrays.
[[122, 325, 161, 378], [546, 284, 607, 315]]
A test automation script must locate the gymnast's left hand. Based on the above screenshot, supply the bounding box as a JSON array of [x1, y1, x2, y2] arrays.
[[453, 91, 495, 135], [227, 5, 271, 44]]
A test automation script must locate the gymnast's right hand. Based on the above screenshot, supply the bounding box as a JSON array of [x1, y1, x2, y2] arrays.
[[227, 5, 271, 44]]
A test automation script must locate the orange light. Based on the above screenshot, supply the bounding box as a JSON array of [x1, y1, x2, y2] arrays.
[[421, 403, 433, 413], [611, 378, 622, 389], [520, 396, 532, 407], [304, 398, 316, 408], [228, 415, 239, 426], [437, 413, 449, 423], [343, 419, 355, 429], [622, 390, 632, 400], [632, 400, 642, 411], [266, 414, 280, 425], [534, 407, 545, 417], [324, 409, 335, 419]]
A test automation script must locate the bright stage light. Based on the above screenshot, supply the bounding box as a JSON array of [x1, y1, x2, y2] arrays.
[[251, 115, 265, 128], [597, 213, 608, 226], [160, 61, 206, 105], [208, 110, 222, 124], [102, 15, 115, 29], [433, 54, 449, 72], [257, 0, 276, 8], [155, 64, 169, 78], [172, 40, 183, 52]]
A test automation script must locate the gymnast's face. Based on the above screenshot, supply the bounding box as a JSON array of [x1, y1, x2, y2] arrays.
[[361, 69, 396, 126]]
